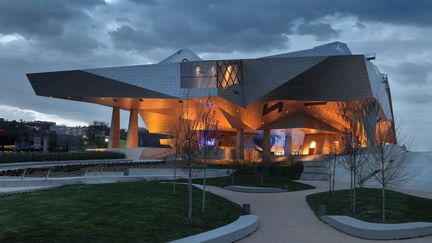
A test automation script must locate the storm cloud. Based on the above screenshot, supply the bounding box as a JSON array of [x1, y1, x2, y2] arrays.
[[0, 0, 431, 150]]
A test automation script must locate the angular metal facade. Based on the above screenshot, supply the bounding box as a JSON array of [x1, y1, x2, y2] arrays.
[[26, 41, 396, 157]]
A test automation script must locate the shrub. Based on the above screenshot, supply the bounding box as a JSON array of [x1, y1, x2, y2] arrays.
[[210, 161, 304, 180], [276, 162, 304, 180]]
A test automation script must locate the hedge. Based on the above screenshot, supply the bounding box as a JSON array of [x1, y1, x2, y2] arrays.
[[0, 151, 125, 164], [206, 161, 304, 180]]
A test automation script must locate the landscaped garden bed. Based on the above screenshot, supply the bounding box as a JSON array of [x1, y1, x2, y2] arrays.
[[193, 174, 314, 191], [306, 188, 432, 223], [0, 181, 243, 242], [185, 162, 315, 191]]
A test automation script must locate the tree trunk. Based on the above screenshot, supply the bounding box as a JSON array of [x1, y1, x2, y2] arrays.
[[328, 157, 332, 196], [261, 162, 264, 185], [232, 162, 235, 185], [173, 153, 177, 195], [382, 185, 386, 222], [201, 161, 207, 213], [332, 155, 336, 199], [188, 161, 192, 220], [350, 172, 353, 214], [353, 176, 356, 215], [381, 160, 386, 222], [253, 164, 256, 184]]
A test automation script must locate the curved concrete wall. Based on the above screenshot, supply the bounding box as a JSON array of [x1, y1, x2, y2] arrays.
[[169, 215, 258, 243], [322, 215, 432, 240]]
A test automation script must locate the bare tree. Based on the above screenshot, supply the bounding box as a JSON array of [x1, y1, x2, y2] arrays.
[[338, 131, 364, 215], [368, 123, 411, 222], [199, 96, 218, 213], [181, 100, 202, 220], [168, 94, 202, 219], [169, 102, 185, 195], [326, 139, 341, 199], [337, 101, 369, 215]]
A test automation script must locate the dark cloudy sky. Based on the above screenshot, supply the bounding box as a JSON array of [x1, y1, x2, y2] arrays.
[[0, 0, 431, 151]]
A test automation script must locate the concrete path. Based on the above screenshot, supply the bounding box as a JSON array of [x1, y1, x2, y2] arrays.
[[205, 181, 432, 243], [1, 178, 431, 242]]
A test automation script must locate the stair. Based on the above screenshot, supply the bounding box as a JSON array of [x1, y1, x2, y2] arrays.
[[300, 161, 329, 181]]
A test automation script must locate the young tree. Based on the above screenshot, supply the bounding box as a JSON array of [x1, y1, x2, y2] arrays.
[[168, 102, 185, 195], [326, 139, 340, 199], [368, 123, 411, 222], [167, 94, 202, 219], [337, 101, 368, 215], [339, 131, 364, 215], [179, 99, 202, 220], [199, 96, 218, 212]]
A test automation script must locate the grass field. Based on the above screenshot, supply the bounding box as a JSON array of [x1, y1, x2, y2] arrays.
[[0, 182, 243, 242], [306, 188, 432, 223], [190, 174, 315, 191]]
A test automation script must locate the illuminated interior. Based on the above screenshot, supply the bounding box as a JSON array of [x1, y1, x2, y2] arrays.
[[26, 43, 397, 162]]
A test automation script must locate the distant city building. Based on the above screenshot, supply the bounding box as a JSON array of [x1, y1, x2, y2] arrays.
[[0, 119, 55, 151], [27, 42, 396, 161], [54, 125, 87, 137]]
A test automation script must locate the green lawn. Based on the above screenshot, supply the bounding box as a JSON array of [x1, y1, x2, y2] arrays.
[[0, 182, 243, 243], [191, 174, 315, 191], [306, 188, 432, 223]]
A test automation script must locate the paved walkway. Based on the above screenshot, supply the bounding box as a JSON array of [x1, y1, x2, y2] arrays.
[[2, 178, 432, 242], [206, 181, 432, 243]]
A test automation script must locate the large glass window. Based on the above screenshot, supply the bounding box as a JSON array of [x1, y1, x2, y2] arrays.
[[181, 61, 217, 88], [180, 60, 242, 89], [217, 60, 242, 90]]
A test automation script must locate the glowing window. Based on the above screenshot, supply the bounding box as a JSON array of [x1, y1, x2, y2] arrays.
[[217, 60, 242, 90], [310, 141, 316, 149]]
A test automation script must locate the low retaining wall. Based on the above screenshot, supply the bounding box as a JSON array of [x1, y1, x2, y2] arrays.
[[169, 215, 259, 243], [321, 215, 432, 240], [0, 169, 233, 187], [0, 159, 137, 171], [0, 176, 148, 187], [127, 168, 232, 178]]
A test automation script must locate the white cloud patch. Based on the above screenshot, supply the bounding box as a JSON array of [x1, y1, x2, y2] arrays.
[[0, 105, 88, 126], [0, 34, 22, 43]]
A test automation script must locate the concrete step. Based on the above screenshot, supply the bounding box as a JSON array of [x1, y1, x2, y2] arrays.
[[300, 160, 329, 181], [302, 167, 329, 174], [297, 154, 329, 162], [302, 161, 328, 168], [300, 173, 329, 181]]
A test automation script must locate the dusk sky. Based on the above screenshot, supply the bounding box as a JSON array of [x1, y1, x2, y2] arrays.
[[0, 0, 431, 151]]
